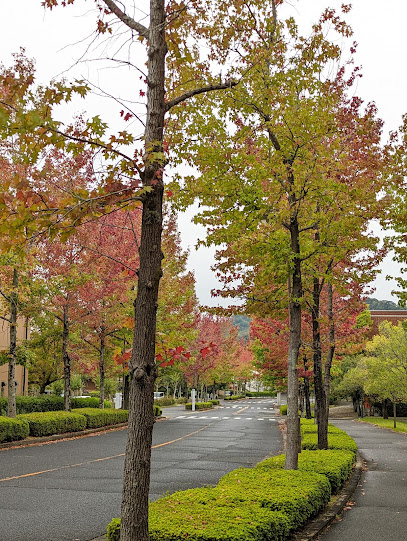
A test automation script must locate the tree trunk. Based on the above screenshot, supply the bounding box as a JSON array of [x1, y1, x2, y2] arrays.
[[324, 282, 335, 416], [383, 399, 389, 419], [393, 402, 397, 428], [285, 213, 302, 470], [99, 329, 105, 409], [120, 2, 166, 539], [62, 303, 71, 412], [303, 356, 312, 419], [7, 268, 18, 418], [123, 374, 130, 410]]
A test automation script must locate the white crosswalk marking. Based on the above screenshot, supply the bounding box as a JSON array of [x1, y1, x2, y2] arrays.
[[258, 418, 264, 421], [246, 418, 252, 420], [222, 416, 230, 419], [234, 417, 241, 419]]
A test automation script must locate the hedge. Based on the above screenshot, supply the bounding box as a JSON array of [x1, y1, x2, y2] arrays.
[[17, 411, 87, 437], [280, 405, 288, 415], [0, 395, 111, 415], [224, 394, 245, 401], [210, 399, 220, 405], [154, 398, 175, 407], [217, 467, 331, 529], [107, 469, 330, 541], [71, 397, 111, 409], [74, 408, 129, 428], [154, 405, 162, 417], [246, 391, 276, 397], [300, 421, 343, 435], [185, 401, 213, 410], [257, 449, 355, 494], [301, 432, 357, 456], [0, 416, 30, 443]]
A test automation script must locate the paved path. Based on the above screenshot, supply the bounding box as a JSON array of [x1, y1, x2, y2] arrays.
[[0, 399, 282, 541], [321, 419, 407, 541]]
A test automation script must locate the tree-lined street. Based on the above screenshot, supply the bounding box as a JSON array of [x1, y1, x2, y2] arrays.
[[0, 399, 281, 541]]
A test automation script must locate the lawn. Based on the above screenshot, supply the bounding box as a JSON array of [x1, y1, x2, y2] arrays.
[[358, 417, 407, 433]]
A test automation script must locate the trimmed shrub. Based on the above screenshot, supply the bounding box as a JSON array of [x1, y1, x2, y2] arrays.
[[0, 416, 30, 443], [257, 449, 355, 494], [209, 399, 220, 405], [185, 401, 213, 410], [107, 489, 291, 541], [224, 394, 245, 400], [18, 411, 87, 437], [246, 391, 276, 397], [301, 432, 357, 456], [300, 422, 343, 435], [71, 397, 111, 409], [154, 405, 162, 417], [217, 467, 331, 530], [74, 408, 128, 428], [280, 405, 288, 415], [0, 395, 64, 415], [175, 397, 187, 404], [154, 397, 176, 407]]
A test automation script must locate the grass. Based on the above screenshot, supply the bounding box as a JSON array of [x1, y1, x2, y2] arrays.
[[357, 417, 407, 433]]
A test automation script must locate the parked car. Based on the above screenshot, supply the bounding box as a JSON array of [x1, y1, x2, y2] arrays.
[[154, 392, 164, 400]]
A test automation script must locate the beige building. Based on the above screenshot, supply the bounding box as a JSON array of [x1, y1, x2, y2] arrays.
[[0, 317, 29, 397]]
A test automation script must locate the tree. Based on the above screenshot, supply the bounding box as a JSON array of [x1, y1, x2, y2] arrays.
[[358, 321, 407, 427], [170, 5, 385, 464]]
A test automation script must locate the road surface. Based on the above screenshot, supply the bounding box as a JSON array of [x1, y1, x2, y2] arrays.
[[0, 398, 282, 541]]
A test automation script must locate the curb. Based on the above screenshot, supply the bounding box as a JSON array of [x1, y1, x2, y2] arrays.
[[290, 452, 363, 540]]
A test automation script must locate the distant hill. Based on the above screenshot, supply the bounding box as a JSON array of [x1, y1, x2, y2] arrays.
[[232, 315, 250, 341], [366, 298, 407, 311]]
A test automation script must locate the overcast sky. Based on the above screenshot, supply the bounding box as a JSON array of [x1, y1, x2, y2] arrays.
[[2, 1, 406, 306]]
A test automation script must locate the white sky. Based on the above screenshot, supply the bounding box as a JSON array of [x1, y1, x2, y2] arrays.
[[2, 0, 406, 306]]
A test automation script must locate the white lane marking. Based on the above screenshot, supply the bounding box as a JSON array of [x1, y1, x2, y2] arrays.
[[176, 416, 186, 418], [258, 418, 264, 421], [234, 417, 241, 419], [222, 416, 230, 419], [246, 417, 252, 420]]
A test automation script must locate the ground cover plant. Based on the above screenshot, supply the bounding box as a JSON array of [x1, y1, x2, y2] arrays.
[[357, 417, 407, 434]]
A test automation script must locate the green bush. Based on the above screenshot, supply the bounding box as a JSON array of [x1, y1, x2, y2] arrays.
[[175, 397, 187, 404], [0, 416, 30, 443], [217, 467, 331, 530], [0, 395, 64, 415], [210, 399, 220, 405], [224, 394, 245, 400], [301, 432, 357, 456], [280, 405, 288, 415], [18, 411, 87, 437], [71, 397, 111, 409], [300, 422, 343, 435], [154, 405, 162, 417], [154, 397, 175, 407], [74, 408, 128, 428], [185, 401, 213, 410], [257, 449, 355, 494], [107, 488, 291, 541], [246, 391, 276, 397]]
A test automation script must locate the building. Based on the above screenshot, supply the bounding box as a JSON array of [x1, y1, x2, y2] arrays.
[[369, 310, 407, 336], [0, 317, 30, 397]]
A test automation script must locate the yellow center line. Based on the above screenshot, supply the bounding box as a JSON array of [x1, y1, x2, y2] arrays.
[[0, 422, 217, 483], [234, 406, 249, 415]]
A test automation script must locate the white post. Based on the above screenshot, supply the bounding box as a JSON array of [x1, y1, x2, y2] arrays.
[[191, 388, 196, 412], [277, 392, 281, 406]]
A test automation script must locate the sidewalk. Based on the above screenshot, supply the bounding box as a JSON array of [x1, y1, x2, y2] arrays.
[[319, 419, 407, 540]]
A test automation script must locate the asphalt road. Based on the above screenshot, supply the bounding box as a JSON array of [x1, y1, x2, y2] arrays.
[[0, 398, 283, 541]]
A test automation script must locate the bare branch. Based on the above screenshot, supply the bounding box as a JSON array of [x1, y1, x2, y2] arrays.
[[102, 0, 149, 39], [165, 81, 238, 112]]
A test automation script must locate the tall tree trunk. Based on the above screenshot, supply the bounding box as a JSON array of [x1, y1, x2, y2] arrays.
[[303, 356, 312, 419], [7, 268, 18, 418], [99, 329, 106, 409], [285, 213, 302, 470], [312, 275, 328, 450], [393, 402, 397, 428], [324, 282, 335, 415], [120, 2, 166, 539], [62, 303, 71, 412]]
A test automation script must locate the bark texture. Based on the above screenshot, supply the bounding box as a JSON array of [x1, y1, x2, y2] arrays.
[[120, 1, 166, 539], [62, 303, 71, 412], [7, 268, 18, 418]]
